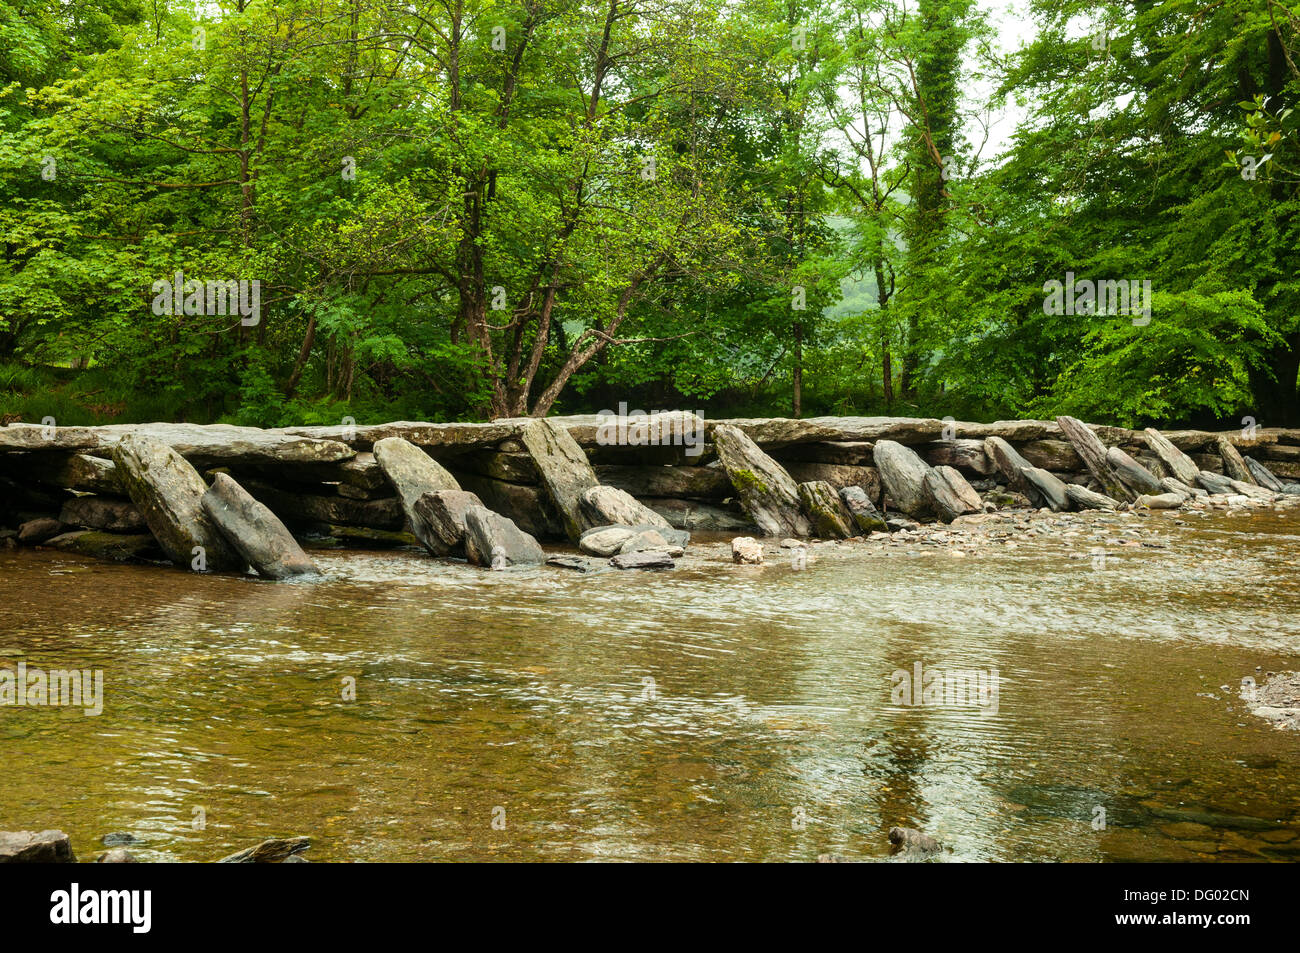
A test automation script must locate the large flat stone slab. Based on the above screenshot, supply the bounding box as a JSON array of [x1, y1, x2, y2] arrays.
[[2, 422, 354, 467], [710, 416, 944, 447], [278, 420, 521, 451], [594, 463, 730, 499]]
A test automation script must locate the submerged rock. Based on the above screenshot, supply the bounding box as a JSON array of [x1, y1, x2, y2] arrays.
[[201, 473, 318, 579], [95, 849, 138, 863], [302, 524, 419, 549], [546, 555, 596, 572], [217, 836, 310, 863], [609, 549, 675, 569], [0, 829, 76, 863], [17, 517, 63, 544], [579, 523, 688, 556], [44, 530, 158, 561], [888, 827, 942, 854]]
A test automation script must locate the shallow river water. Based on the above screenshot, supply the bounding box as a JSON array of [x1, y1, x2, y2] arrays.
[[2, 506, 1299, 862]]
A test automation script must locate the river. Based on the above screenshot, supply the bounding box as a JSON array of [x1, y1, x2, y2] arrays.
[[2, 505, 1298, 861]]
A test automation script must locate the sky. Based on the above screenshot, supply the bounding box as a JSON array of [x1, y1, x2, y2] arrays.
[[974, 0, 1038, 161]]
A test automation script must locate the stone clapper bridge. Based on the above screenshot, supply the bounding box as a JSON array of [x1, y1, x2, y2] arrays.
[[3, 414, 1299, 577]]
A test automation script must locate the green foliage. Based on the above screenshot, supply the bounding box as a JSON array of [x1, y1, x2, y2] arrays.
[[0, 0, 1296, 427]]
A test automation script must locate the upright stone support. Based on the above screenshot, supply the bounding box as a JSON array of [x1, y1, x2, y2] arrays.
[[713, 424, 811, 537], [520, 419, 602, 542]]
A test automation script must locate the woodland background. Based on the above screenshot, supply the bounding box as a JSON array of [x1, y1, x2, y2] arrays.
[[1, 0, 1297, 428]]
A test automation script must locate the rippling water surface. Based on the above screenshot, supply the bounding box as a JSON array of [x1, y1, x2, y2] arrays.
[[2, 506, 1299, 862]]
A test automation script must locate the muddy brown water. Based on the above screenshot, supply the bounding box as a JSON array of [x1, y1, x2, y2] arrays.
[[1, 506, 1298, 862]]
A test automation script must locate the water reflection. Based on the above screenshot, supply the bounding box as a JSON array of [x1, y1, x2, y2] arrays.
[[1, 508, 1298, 861]]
